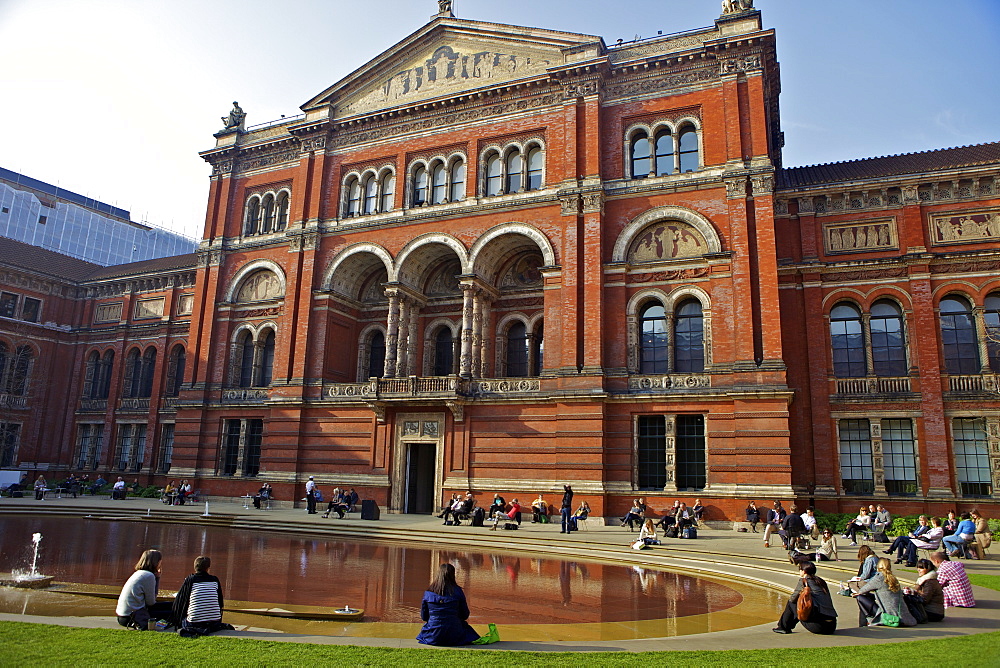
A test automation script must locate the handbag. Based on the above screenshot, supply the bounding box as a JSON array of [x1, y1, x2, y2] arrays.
[[631, 539, 646, 550], [796, 582, 813, 621], [880, 613, 901, 627]]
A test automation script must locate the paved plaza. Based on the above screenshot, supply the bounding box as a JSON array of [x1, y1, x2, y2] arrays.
[[0, 494, 997, 652]]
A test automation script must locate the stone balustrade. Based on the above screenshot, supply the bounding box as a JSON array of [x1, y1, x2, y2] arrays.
[[834, 376, 912, 395]]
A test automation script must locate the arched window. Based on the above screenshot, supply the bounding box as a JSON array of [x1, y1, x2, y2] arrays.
[[367, 330, 386, 379], [363, 175, 378, 215], [261, 194, 275, 233], [0, 344, 7, 392], [412, 166, 428, 206], [237, 331, 254, 388], [506, 321, 529, 377], [6, 345, 32, 396], [380, 174, 395, 212], [505, 151, 522, 194], [139, 348, 156, 398], [449, 159, 466, 202], [431, 162, 448, 204], [257, 330, 275, 387], [433, 327, 455, 376], [678, 127, 699, 173], [124, 349, 143, 397], [244, 198, 260, 235], [654, 130, 674, 176], [830, 303, 865, 377], [674, 300, 704, 373], [166, 345, 186, 397], [275, 192, 289, 231], [639, 302, 668, 374], [631, 131, 651, 178], [346, 178, 361, 217], [940, 296, 979, 374], [870, 300, 907, 376], [531, 323, 544, 377], [84, 350, 100, 398], [985, 293, 1000, 373], [99, 351, 114, 399], [485, 154, 503, 196], [526, 147, 543, 191]]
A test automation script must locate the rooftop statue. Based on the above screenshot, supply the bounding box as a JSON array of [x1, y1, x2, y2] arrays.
[[221, 101, 246, 131], [438, 0, 453, 16], [722, 0, 754, 14]]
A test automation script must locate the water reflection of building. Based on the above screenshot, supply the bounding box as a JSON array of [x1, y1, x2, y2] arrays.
[[1, 3, 999, 519]]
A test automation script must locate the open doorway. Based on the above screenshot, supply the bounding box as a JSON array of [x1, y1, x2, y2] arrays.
[[405, 442, 436, 514]]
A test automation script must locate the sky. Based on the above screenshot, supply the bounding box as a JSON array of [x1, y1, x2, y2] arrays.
[[0, 0, 997, 240]]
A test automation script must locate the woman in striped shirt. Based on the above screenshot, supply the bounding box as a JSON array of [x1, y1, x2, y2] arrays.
[[172, 556, 233, 637]]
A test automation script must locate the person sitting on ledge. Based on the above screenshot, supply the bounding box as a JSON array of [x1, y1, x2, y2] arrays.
[[346, 487, 360, 512], [930, 551, 975, 608], [252, 482, 272, 509], [692, 499, 706, 526], [115, 549, 173, 631], [322, 487, 348, 519], [570, 501, 590, 531], [772, 561, 838, 635], [842, 505, 871, 546], [172, 556, 234, 638], [531, 494, 548, 523], [883, 515, 941, 567], [417, 563, 493, 646], [489, 498, 520, 530], [674, 502, 694, 534], [621, 499, 644, 531]]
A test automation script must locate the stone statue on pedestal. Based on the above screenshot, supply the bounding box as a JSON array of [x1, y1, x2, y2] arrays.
[[722, 0, 753, 14], [221, 101, 246, 131], [438, 0, 453, 16]]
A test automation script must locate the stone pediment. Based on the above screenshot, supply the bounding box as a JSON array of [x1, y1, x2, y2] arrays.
[[304, 18, 603, 121]]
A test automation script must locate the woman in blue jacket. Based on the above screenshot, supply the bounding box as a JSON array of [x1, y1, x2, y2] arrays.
[[942, 512, 976, 557], [417, 563, 488, 646]]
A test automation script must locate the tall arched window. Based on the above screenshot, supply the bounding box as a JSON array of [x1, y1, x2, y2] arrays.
[[139, 348, 156, 398], [166, 345, 186, 397], [380, 174, 395, 212], [449, 159, 466, 202], [99, 351, 114, 399], [346, 178, 361, 217], [985, 292, 1000, 373], [0, 344, 7, 392], [6, 345, 32, 396], [431, 162, 447, 204], [257, 330, 275, 386], [830, 303, 865, 377], [678, 127, 699, 173], [870, 300, 907, 376], [526, 147, 543, 191], [940, 296, 979, 374], [84, 350, 100, 398], [639, 302, 668, 374], [654, 130, 674, 176], [244, 198, 260, 235], [275, 192, 289, 231], [506, 321, 529, 377], [363, 176, 378, 214], [238, 331, 254, 388], [261, 194, 275, 233], [531, 323, 544, 377], [367, 330, 385, 379], [434, 327, 455, 376], [485, 154, 503, 196], [412, 166, 428, 206], [630, 131, 651, 178], [505, 151, 522, 194], [124, 349, 143, 397], [674, 299, 704, 373]]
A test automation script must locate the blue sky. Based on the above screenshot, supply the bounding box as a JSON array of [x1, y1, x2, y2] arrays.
[[0, 0, 997, 239]]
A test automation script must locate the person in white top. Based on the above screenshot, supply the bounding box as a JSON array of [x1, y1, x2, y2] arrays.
[[115, 550, 172, 630], [638, 519, 660, 546], [112, 477, 127, 500], [801, 507, 820, 540], [305, 476, 318, 514]]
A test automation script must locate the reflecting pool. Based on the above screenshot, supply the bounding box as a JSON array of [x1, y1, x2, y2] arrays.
[[0, 516, 784, 640]]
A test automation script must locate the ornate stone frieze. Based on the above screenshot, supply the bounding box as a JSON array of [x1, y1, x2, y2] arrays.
[[558, 193, 580, 216], [300, 136, 327, 153], [330, 93, 561, 149], [628, 222, 709, 263], [608, 35, 706, 63], [930, 259, 1000, 275], [133, 297, 165, 320], [499, 253, 544, 290], [326, 382, 375, 398], [562, 79, 600, 100], [175, 294, 194, 316], [236, 270, 282, 303], [824, 218, 898, 254], [221, 388, 269, 402], [773, 199, 788, 216], [210, 159, 234, 176], [94, 302, 123, 323], [630, 267, 711, 283], [719, 54, 762, 75], [724, 176, 747, 199], [605, 66, 717, 102], [628, 374, 711, 391], [929, 210, 1000, 246], [749, 174, 773, 196], [247, 180, 292, 198], [581, 192, 604, 214], [231, 307, 281, 318], [235, 148, 300, 175], [196, 249, 223, 268], [822, 267, 907, 282], [469, 379, 540, 394]]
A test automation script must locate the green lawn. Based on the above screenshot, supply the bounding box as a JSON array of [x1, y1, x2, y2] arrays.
[[1, 621, 999, 667]]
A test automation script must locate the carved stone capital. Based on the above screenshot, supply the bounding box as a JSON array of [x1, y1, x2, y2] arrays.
[[901, 185, 919, 205], [719, 55, 762, 76], [562, 79, 601, 100], [559, 193, 580, 216], [750, 174, 774, 196], [581, 191, 605, 214], [724, 177, 748, 199], [300, 135, 327, 153], [797, 197, 815, 214], [773, 199, 788, 215]]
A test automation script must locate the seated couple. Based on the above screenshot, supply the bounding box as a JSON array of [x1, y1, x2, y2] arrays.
[[883, 516, 943, 567], [321, 487, 356, 519], [439, 493, 475, 525], [489, 499, 522, 530]]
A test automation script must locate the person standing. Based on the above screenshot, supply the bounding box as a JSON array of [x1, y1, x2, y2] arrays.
[[305, 476, 317, 514], [172, 556, 233, 637], [559, 485, 574, 534]]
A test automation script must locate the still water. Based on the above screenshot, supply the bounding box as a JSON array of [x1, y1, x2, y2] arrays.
[[0, 516, 783, 639]]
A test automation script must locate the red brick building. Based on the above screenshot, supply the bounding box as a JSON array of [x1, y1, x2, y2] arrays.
[[2, 5, 998, 518]]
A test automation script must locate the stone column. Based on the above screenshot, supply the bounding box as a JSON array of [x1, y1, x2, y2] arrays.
[[665, 313, 675, 374], [234, 419, 248, 476], [870, 418, 887, 496], [396, 296, 411, 377], [407, 300, 421, 376], [383, 289, 401, 378], [459, 284, 476, 378], [974, 306, 991, 374], [663, 414, 678, 493], [471, 292, 484, 378]]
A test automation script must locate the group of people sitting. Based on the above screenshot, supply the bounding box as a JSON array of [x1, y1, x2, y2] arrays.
[[251, 482, 273, 510], [619, 498, 705, 535], [321, 487, 359, 519], [841, 503, 894, 545], [773, 544, 976, 635], [161, 480, 194, 505], [437, 486, 587, 533], [115, 549, 234, 637]]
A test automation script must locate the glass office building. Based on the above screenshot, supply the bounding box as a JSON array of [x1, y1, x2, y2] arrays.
[[0, 167, 195, 266]]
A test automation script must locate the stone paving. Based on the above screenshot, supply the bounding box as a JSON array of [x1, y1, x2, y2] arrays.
[[1, 494, 997, 652]]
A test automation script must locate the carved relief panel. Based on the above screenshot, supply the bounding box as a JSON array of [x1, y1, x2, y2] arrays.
[[824, 218, 897, 254], [236, 270, 282, 303], [134, 297, 165, 320], [94, 302, 123, 323], [929, 209, 1000, 246], [628, 222, 708, 263]]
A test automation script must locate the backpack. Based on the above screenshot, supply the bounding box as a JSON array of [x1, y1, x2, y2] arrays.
[[471, 507, 485, 527]]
